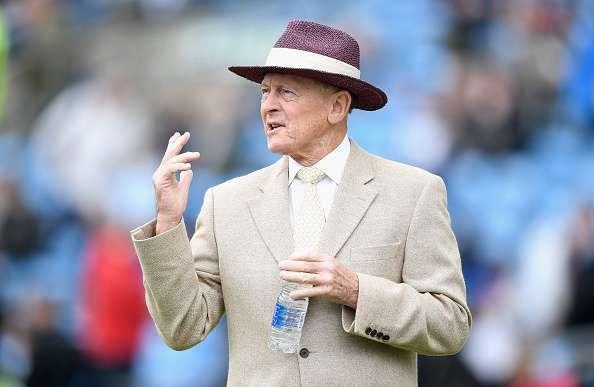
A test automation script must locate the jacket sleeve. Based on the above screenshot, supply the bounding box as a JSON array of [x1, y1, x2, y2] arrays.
[[341, 175, 472, 355], [130, 188, 224, 350]]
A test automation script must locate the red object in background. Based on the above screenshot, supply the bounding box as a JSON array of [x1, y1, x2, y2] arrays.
[[508, 372, 580, 387], [77, 224, 147, 367]]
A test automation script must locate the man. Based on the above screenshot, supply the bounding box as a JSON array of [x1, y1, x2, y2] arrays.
[[131, 20, 471, 386]]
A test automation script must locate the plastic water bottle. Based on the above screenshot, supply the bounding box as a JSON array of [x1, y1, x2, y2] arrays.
[[268, 281, 309, 353]]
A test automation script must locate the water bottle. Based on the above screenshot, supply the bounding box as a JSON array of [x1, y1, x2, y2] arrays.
[[268, 281, 310, 353]]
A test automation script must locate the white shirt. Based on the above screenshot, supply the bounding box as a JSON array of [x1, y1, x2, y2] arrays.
[[288, 135, 351, 227]]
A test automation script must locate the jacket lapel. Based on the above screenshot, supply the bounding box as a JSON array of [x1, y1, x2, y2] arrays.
[[248, 156, 294, 264], [247, 140, 377, 263], [318, 140, 377, 258]]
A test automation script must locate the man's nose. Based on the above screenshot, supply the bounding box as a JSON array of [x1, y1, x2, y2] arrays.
[[261, 91, 280, 115]]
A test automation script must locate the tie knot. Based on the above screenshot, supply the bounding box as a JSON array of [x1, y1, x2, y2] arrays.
[[297, 167, 325, 184]]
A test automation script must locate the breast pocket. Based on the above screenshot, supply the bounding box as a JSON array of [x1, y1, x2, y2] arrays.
[[349, 242, 403, 281]]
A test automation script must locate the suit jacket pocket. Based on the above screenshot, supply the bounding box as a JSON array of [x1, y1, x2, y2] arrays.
[[349, 242, 403, 281]]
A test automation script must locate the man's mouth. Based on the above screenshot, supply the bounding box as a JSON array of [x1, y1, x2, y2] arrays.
[[266, 123, 285, 134]]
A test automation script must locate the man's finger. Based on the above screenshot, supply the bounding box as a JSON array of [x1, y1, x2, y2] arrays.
[[290, 286, 329, 300], [279, 270, 319, 285], [162, 131, 190, 162], [279, 260, 320, 273], [168, 151, 201, 165], [165, 163, 191, 174], [180, 169, 193, 195], [163, 131, 180, 154], [168, 131, 180, 143]]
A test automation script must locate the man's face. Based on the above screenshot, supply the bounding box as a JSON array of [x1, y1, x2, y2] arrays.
[[260, 73, 333, 158]]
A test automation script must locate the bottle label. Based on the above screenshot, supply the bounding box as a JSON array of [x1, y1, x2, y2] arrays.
[[271, 303, 301, 329]]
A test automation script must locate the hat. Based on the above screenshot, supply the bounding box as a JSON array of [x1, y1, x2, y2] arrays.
[[228, 20, 387, 111]]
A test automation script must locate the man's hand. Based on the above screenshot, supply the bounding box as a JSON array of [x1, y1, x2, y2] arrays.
[[153, 131, 200, 235], [279, 253, 359, 309]]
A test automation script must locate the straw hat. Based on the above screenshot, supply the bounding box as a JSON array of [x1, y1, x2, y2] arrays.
[[229, 20, 387, 111]]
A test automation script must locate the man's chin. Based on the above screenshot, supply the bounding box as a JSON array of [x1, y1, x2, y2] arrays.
[[267, 141, 289, 155]]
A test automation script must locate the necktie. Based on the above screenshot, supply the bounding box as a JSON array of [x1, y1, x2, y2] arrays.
[[294, 167, 326, 253]]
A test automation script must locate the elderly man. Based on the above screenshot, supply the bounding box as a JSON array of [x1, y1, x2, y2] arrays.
[[131, 20, 471, 386]]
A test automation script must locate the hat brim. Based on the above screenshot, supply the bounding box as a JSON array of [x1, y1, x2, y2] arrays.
[[228, 66, 387, 111]]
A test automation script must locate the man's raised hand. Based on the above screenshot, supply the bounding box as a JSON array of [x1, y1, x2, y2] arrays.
[[153, 131, 200, 235]]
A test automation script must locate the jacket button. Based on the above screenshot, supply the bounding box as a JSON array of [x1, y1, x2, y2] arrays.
[[382, 335, 390, 341], [376, 332, 384, 340], [365, 327, 372, 335], [370, 329, 377, 337], [299, 348, 310, 358]]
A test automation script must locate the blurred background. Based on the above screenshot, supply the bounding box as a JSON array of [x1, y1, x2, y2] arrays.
[[0, 0, 593, 386]]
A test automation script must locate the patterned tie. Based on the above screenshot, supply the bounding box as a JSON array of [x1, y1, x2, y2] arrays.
[[294, 167, 326, 253]]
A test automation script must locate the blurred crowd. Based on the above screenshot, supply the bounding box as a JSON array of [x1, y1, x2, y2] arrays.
[[0, 0, 593, 386]]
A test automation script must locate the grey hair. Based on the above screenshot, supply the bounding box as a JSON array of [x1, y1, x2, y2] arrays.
[[318, 82, 354, 114]]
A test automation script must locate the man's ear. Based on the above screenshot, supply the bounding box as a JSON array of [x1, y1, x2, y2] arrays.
[[328, 90, 352, 125]]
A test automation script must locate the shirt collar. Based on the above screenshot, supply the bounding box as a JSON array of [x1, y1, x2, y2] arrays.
[[288, 134, 350, 185]]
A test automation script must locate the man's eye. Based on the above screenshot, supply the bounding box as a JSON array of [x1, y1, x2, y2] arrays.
[[281, 89, 294, 96]]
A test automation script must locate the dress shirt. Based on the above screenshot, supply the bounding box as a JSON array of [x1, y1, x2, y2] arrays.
[[288, 134, 350, 228]]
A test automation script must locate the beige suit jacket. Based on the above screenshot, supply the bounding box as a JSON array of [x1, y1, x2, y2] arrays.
[[131, 140, 471, 387]]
